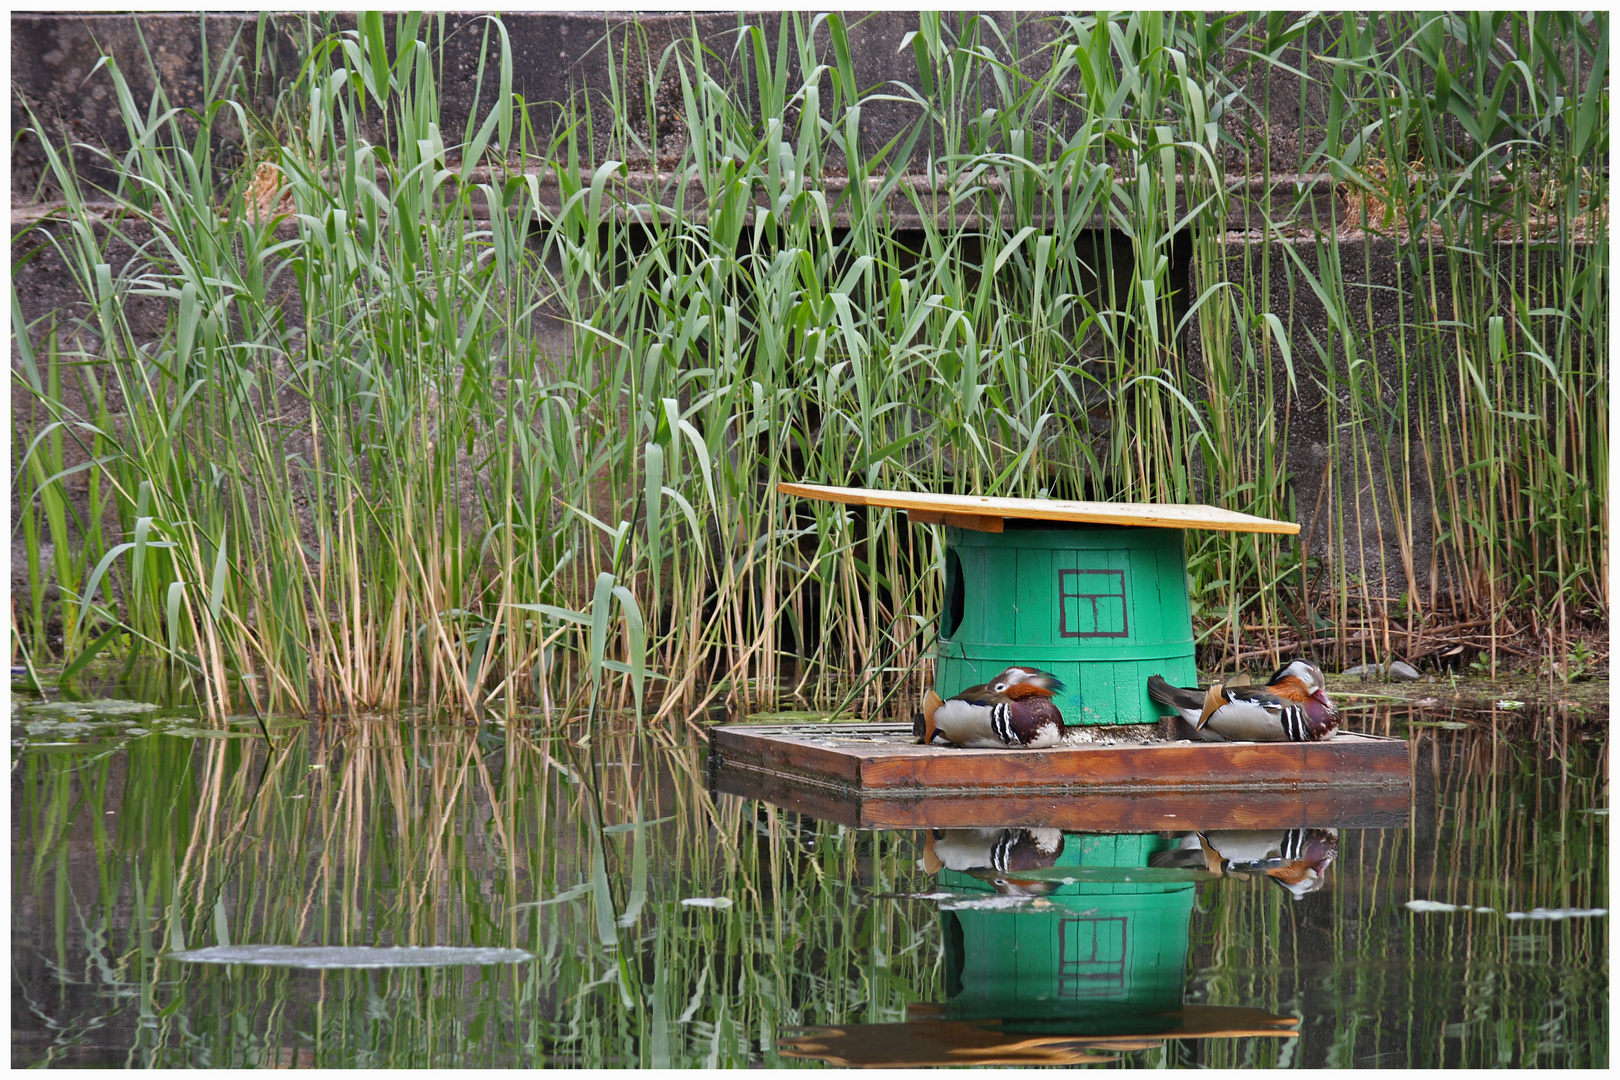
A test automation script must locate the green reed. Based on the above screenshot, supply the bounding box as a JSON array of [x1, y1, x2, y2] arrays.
[[12, 12, 1606, 717], [13, 719, 936, 1067], [11, 697, 1605, 1067], [1187, 703, 1606, 1068]]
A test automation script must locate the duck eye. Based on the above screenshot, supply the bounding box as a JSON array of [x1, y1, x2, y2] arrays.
[[994, 682, 1008, 692]]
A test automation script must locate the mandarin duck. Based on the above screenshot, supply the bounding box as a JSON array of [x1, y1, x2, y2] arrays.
[[1150, 828, 1338, 899], [920, 667, 1066, 748], [1146, 660, 1337, 742], [922, 827, 1065, 896]]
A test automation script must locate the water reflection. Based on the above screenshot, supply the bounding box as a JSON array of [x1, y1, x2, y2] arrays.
[[937, 831, 1197, 1027], [729, 695, 1607, 1068], [779, 824, 1314, 1065], [1149, 829, 1338, 898], [9, 695, 1609, 1067], [927, 826, 1067, 889]]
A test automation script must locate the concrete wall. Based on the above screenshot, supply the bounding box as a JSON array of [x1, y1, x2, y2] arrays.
[[17, 11, 1420, 203]]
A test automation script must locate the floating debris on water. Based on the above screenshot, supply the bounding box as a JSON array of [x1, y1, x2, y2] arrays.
[[1406, 900, 1607, 920], [22, 698, 162, 718], [1405, 899, 1494, 914], [1504, 908, 1607, 921], [939, 894, 1057, 911], [12, 700, 213, 747], [170, 945, 534, 968], [22, 719, 122, 737]]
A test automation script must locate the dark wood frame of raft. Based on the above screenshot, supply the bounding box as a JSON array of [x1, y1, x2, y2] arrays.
[[712, 764, 1411, 832], [710, 723, 1411, 828]]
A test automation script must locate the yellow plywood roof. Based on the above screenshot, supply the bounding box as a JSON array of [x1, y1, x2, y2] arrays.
[[777, 482, 1300, 535]]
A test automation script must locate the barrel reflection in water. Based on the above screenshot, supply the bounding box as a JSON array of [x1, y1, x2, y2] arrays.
[[780, 826, 1304, 1066]]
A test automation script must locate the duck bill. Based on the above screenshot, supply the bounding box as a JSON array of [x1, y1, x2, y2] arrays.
[[921, 689, 943, 744]]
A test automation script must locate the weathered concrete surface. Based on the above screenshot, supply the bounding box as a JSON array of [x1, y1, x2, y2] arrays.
[[17, 11, 1480, 204], [12, 13, 301, 202], [1186, 235, 1598, 606]]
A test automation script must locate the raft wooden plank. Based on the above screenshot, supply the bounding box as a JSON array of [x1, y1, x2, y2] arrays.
[[778, 482, 1300, 535], [710, 723, 1409, 797], [710, 764, 1411, 831], [903, 1003, 1300, 1039], [712, 725, 866, 788]]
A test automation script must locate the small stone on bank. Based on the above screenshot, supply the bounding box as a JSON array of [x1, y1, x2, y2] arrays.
[[1340, 660, 1421, 681]]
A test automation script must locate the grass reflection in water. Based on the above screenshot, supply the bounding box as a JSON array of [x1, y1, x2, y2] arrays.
[[11, 700, 1607, 1067]]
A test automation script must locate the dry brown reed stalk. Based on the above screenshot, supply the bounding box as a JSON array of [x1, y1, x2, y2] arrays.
[[11, 12, 1605, 722]]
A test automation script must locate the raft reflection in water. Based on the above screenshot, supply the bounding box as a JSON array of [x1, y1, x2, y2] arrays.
[[779, 826, 1321, 1067]]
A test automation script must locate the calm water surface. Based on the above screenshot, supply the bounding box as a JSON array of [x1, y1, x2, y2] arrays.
[[11, 691, 1607, 1067]]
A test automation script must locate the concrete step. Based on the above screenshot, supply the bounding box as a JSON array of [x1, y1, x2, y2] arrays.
[[13, 11, 1349, 206]]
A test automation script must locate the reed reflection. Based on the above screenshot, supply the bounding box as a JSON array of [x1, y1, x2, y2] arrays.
[[1150, 828, 1339, 898], [11, 697, 1607, 1068]]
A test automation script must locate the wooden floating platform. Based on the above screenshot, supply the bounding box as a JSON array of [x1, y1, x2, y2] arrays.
[[711, 723, 1411, 831], [713, 765, 1410, 832]]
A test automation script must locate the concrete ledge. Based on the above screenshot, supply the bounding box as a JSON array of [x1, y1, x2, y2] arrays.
[[17, 11, 1481, 206]]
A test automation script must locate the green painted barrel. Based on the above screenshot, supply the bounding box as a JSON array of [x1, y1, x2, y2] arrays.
[[939, 833, 1193, 1032], [934, 524, 1198, 725]]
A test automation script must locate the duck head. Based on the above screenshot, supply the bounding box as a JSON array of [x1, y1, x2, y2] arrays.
[[1264, 829, 1339, 900], [985, 667, 1065, 696], [1269, 659, 1335, 711]]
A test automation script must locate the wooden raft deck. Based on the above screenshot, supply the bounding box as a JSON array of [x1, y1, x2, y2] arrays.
[[710, 723, 1410, 831]]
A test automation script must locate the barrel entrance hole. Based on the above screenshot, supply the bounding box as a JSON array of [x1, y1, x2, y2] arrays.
[[941, 549, 965, 641]]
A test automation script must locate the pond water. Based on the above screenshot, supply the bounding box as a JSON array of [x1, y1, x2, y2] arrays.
[[11, 691, 1607, 1068]]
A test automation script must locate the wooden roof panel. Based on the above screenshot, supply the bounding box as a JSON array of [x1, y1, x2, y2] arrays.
[[777, 482, 1300, 535]]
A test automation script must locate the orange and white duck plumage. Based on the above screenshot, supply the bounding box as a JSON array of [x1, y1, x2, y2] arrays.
[[920, 667, 1067, 749], [1147, 660, 1338, 742]]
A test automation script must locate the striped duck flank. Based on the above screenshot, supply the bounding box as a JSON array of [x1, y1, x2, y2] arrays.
[[923, 827, 1065, 896], [920, 667, 1067, 749], [1146, 660, 1337, 743], [1150, 828, 1339, 899]]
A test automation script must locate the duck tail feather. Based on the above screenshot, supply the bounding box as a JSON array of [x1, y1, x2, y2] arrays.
[[1146, 674, 1200, 710], [921, 689, 943, 744]]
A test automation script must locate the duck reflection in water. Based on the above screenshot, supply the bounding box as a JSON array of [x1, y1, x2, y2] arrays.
[[1150, 828, 1339, 899], [780, 826, 1301, 1067], [922, 827, 1065, 896]]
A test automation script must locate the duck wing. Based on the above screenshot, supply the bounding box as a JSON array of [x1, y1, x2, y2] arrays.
[[1205, 686, 1331, 742], [949, 685, 1005, 707]]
